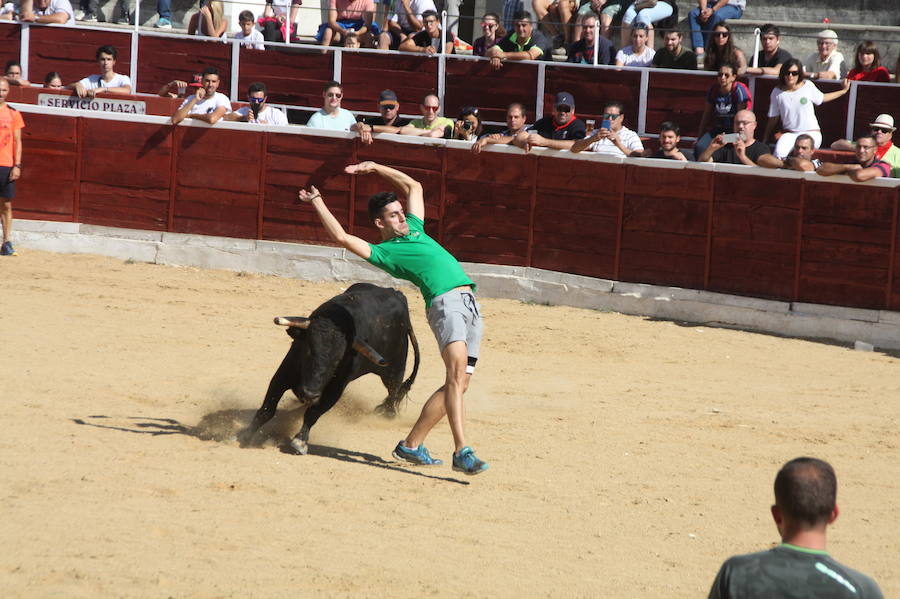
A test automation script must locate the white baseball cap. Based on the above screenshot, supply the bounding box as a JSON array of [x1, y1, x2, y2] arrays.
[[869, 114, 896, 132]]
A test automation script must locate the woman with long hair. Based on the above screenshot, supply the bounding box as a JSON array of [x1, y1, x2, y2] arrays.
[[453, 106, 483, 141], [473, 12, 506, 57], [188, 0, 227, 38], [702, 23, 746, 74], [847, 40, 890, 82], [695, 61, 751, 156], [764, 58, 850, 158], [614, 23, 655, 67]]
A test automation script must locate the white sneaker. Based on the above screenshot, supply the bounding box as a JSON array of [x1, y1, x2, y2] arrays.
[[74, 8, 84, 19]]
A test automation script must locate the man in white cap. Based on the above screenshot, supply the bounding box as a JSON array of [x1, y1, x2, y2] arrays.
[[803, 29, 845, 80], [830, 114, 900, 175]]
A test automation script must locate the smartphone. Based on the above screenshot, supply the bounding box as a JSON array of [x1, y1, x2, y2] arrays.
[[601, 118, 611, 130], [722, 133, 740, 143]]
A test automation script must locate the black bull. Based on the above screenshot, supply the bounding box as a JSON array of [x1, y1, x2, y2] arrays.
[[239, 283, 420, 454]]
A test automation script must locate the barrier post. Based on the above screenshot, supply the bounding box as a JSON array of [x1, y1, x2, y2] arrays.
[[535, 62, 546, 121], [592, 19, 599, 66], [333, 47, 342, 82], [845, 81, 858, 141], [19, 23, 29, 80], [637, 68, 648, 136], [230, 40, 239, 101], [130, 29, 139, 92]]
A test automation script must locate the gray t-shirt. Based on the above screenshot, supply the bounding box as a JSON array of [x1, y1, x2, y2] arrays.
[[709, 545, 883, 599]]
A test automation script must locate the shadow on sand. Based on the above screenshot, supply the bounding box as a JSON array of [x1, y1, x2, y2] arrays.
[[71, 411, 469, 485]]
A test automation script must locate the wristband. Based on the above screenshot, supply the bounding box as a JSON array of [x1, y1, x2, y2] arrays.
[[13, 164, 21, 168]]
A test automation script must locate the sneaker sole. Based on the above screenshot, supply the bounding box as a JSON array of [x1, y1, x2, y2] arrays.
[[392, 449, 443, 466], [452, 463, 489, 475]]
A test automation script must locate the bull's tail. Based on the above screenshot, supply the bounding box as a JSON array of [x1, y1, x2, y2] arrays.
[[375, 320, 420, 418]]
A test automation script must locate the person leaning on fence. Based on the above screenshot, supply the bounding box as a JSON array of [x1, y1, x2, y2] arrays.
[[234, 10, 265, 50], [354, 89, 412, 144], [69, 45, 132, 99], [487, 11, 553, 71], [399, 9, 454, 54], [707, 457, 884, 599], [471, 102, 529, 154], [817, 134, 895, 182], [317, 0, 380, 50], [44, 71, 63, 89], [18, 0, 74, 24], [472, 11, 505, 57], [803, 29, 845, 80], [780, 134, 820, 172], [763, 58, 850, 159], [697, 109, 779, 167], [306, 80, 358, 131], [645, 121, 688, 161], [450, 106, 482, 142], [4, 61, 31, 88], [397, 92, 453, 138], [568, 13, 612, 64], [831, 114, 899, 173], [170, 67, 231, 126], [225, 82, 287, 125], [378, 0, 435, 51], [744, 23, 791, 77], [688, 0, 744, 59], [571, 100, 643, 157], [0, 78, 23, 257], [526, 91, 587, 151], [652, 30, 697, 70]]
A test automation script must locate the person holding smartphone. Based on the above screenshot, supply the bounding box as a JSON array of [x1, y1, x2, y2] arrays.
[[571, 101, 643, 157], [225, 82, 288, 125], [697, 109, 780, 168]]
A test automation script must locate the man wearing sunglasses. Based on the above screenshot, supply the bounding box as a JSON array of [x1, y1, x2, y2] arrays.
[[307, 80, 358, 131], [571, 101, 643, 157], [225, 82, 288, 125], [355, 89, 412, 144], [524, 91, 585, 151], [818, 134, 895, 182], [830, 114, 900, 175]]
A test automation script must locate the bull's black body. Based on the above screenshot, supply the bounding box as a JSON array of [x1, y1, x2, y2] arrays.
[[239, 283, 420, 454]]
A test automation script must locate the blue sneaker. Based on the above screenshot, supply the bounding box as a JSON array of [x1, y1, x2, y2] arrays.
[[155, 17, 172, 28], [392, 442, 443, 466], [0, 241, 15, 256], [452, 446, 488, 475]]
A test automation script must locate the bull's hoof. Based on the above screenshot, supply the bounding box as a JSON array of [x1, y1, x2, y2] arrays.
[[288, 438, 309, 455], [237, 428, 258, 448]]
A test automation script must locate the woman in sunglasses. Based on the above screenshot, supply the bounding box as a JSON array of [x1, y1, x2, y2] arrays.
[[702, 23, 746, 74], [763, 58, 850, 159], [695, 61, 751, 157], [473, 12, 506, 56], [847, 40, 891, 83]]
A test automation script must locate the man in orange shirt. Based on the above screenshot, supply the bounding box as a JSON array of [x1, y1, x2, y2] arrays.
[[0, 78, 24, 256]]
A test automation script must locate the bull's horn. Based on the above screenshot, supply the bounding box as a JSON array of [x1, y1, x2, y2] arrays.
[[274, 316, 311, 328], [352, 339, 389, 367]]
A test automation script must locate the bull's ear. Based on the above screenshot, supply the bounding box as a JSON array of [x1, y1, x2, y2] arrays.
[[275, 316, 311, 329], [352, 338, 389, 367]]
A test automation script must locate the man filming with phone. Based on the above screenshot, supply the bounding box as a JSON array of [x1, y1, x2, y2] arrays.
[[225, 82, 288, 125], [697, 109, 780, 168], [571, 100, 643, 157]]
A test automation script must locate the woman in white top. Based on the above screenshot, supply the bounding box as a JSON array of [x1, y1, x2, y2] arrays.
[[614, 24, 655, 67], [763, 58, 850, 159]]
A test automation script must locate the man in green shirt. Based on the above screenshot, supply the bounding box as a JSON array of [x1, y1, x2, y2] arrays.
[[298, 161, 488, 475], [708, 457, 883, 598]]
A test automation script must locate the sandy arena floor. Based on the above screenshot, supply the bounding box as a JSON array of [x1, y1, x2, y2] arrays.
[[1, 249, 897, 598]]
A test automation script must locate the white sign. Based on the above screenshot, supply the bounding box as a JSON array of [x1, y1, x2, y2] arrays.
[[38, 94, 147, 115]]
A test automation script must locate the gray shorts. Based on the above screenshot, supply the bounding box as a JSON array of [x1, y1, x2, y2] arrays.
[[427, 288, 483, 374]]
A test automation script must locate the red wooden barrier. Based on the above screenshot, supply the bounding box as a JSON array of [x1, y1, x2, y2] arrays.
[[0, 23, 20, 71], [851, 84, 900, 140], [7, 85, 183, 116], [10, 110, 900, 313], [28, 26, 132, 88], [341, 52, 439, 114], [647, 70, 714, 137], [238, 46, 334, 108], [544, 65, 642, 126], [445, 59, 539, 125]]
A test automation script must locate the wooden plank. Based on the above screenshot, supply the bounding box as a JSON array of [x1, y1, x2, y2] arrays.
[[79, 120, 173, 188], [136, 36, 231, 96], [544, 66, 642, 125], [445, 59, 538, 124], [340, 53, 438, 113], [852, 84, 900, 141], [238, 47, 333, 107], [28, 27, 132, 89], [0, 23, 20, 70], [78, 182, 168, 230], [646, 70, 715, 136]]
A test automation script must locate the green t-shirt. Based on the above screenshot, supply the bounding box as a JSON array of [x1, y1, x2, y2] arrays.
[[410, 116, 454, 132], [708, 544, 884, 599], [366, 213, 474, 307], [880, 143, 899, 177]]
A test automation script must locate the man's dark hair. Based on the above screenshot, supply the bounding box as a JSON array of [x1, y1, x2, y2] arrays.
[[202, 66, 220, 77], [760, 23, 780, 37], [603, 101, 624, 114], [512, 11, 531, 24], [324, 80, 342, 93], [96, 45, 118, 60], [421, 9, 438, 21], [44, 70, 62, 85], [238, 9, 254, 21], [4, 60, 21, 73], [248, 81, 268, 95], [856, 134, 877, 147], [368, 191, 399, 221], [795, 133, 814, 146], [659, 121, 680, 135], [774, 457, 837, 527]]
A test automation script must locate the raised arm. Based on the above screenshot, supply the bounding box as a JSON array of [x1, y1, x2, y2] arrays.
[[298, 186, 372, 259], [822, 78, 851, 103], [346, 161, 425, 218]]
